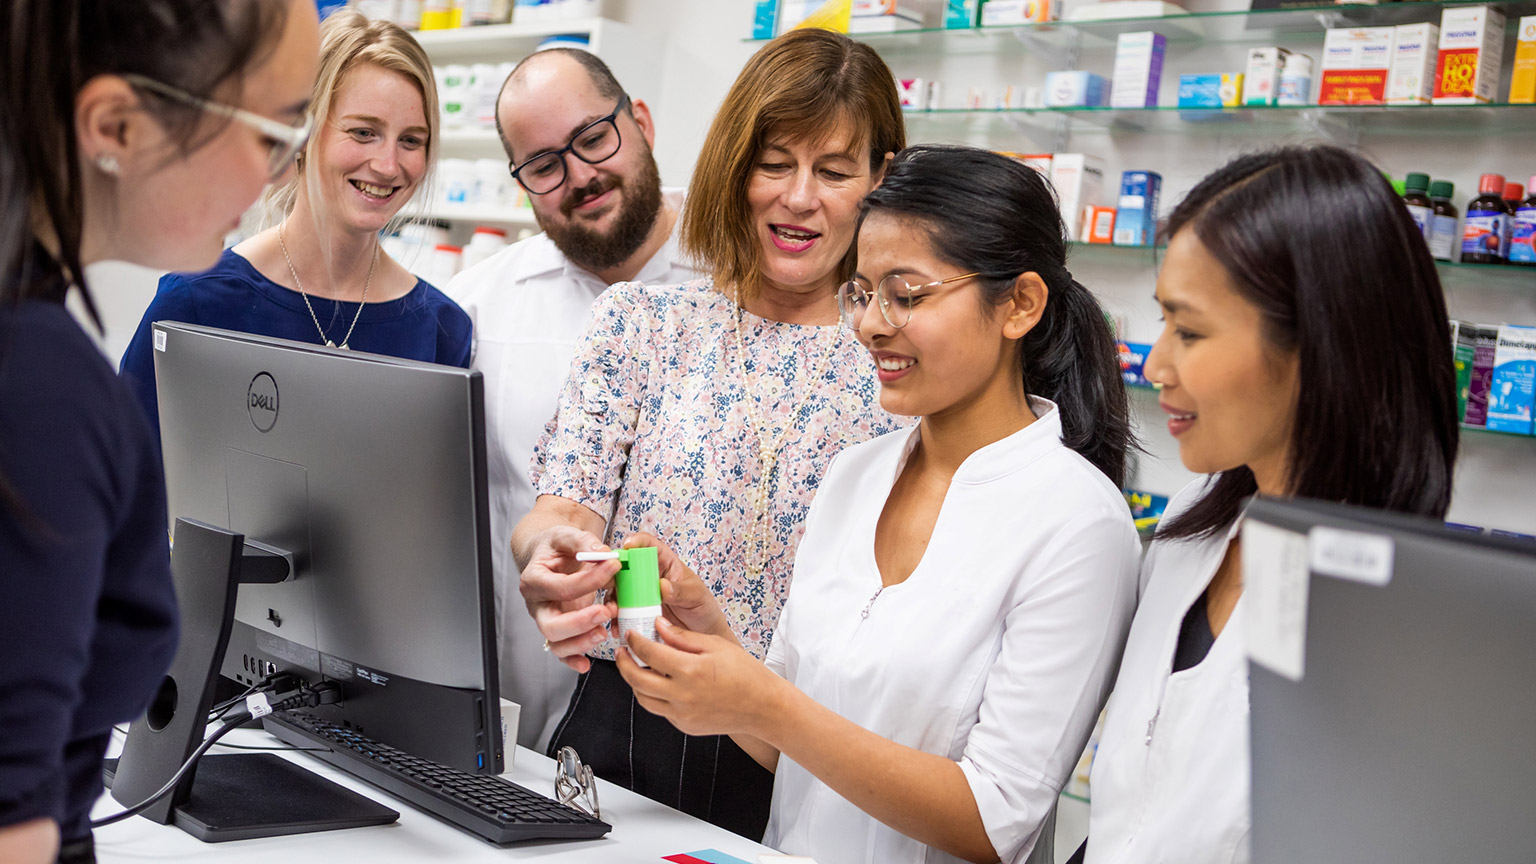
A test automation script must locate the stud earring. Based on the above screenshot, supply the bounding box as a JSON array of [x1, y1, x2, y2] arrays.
[[95, 154, 120, 175]]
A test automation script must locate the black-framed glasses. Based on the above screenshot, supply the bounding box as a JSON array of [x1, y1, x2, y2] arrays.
[[509, 94, 630, 195], [554, 746, 600, 818], [837, 272, 981, 331], [123, 73, 312, 181]]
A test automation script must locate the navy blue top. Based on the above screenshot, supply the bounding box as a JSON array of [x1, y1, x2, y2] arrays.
[[120, 247, 473, 441], [0, 298, 178, 841]]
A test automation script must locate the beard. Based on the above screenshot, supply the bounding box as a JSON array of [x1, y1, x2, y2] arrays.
[[538, 145, 664, 273]]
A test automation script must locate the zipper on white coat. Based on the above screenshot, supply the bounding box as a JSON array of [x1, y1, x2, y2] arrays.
[[1144, 707, 1160, 746]]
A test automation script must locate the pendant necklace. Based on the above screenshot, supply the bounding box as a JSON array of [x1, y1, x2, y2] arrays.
[[731, 287, 842, 584], [279, 222, 376, 350]]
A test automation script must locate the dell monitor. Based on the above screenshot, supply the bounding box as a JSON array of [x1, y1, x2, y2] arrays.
[[1245, 496, 1536, 863], [129, 322, 501, 779]]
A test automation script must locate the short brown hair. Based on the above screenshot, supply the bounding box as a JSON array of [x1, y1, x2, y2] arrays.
[[681, 28, 905, 300]]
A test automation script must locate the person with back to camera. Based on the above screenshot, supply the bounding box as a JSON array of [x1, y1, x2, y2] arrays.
[[0, 2, 320, 863], [1073, 145, 1459, 864], [613, 145, 1143, 864], [444, 48, 702, 752], [511, 28, 909, 837], [120, 9, 470, 444]]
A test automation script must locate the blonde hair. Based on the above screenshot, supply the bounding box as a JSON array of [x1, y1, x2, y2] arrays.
[[259, 9, 438, 226], [679, 28, 905, 301]]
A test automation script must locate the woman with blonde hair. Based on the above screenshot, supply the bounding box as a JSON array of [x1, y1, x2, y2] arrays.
[[121, 9, 470, 440], [512, 27, 907, 837]]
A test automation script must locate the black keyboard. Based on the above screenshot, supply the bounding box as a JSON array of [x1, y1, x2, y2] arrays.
[[264, 710, 610, 844]]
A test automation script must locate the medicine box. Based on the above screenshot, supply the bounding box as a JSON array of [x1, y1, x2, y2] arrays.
[[751, 0, 777, 39], [1319, 27, 1395, 105], [850, 0, 932, 32], [1178, 74, 1223, 108], [1510, 16, 1536, 103], [1114, 171, 1162, 246], [1387, 23, 1440, 104], [1118, 342, 1154, 387], [1433, 6, 1506, 104], [981, 0, 1053, 25], [1082, 205, 1117, 243], [1045, 71, 1110, 107], [1243, 47, 1291, 106], [946, 0, 981, 28], [1219, 74, 1243, 106], [1050, 153, 1106, 241], [1111, 31, 1167, 108], [897, 78, 926, 109], [1487, 324, 1536, 434]]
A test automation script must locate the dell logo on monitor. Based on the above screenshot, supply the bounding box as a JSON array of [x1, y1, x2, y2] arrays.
[[247, 372, 279, 432]]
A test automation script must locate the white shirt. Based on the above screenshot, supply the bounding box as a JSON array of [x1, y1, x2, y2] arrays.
[[764, 400, 1141, 864], [443, 189, 699, 750], [1087, 478, 1251, 864]]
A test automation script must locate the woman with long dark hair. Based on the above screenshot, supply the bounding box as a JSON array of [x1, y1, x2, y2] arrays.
[[1082, 144, 1459, 864], [614, 145, 1141, 864], [0, 3, 318, 862]]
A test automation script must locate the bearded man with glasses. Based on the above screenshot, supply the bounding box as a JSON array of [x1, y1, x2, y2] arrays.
[[444, 49, 700, 756]]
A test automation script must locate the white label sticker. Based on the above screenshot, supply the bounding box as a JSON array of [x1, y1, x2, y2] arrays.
[[1242, 520, 1310, 682], [245, 691, 273, 719], [154, 329, 167, 352], [1308, 527, 1395, 586]]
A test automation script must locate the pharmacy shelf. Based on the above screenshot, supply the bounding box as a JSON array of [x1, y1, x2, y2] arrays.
[[413, 204, 538, 226], [440, 127, 504, 146], [1068, 239, 1536, 288], [766, 0, 1536, 54], [1126, 366, 1535, 440], [411, 17, 608, 58], [902, 103, 1536, 140]]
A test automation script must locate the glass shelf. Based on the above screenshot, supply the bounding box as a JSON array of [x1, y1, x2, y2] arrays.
[[1067, 240, 1536, 286], [901, 103, 1536, 138], [752, 0, 1536, 53], [1125, 361, 1534, 440]]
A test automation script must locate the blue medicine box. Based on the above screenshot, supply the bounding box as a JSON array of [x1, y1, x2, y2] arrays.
[[1114, 171, 1162, 246], [1178, 74, 1224, 108]]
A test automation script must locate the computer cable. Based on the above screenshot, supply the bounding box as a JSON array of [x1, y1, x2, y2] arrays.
[[92, 681, 343, 828]]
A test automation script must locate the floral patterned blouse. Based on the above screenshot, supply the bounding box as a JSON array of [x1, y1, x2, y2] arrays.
[[530, 278, 907, 660]]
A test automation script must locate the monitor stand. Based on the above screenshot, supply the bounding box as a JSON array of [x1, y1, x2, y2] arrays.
[[106, 518, 397, 841]]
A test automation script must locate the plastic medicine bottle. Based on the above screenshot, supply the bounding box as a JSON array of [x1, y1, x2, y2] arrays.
[[1461, 173, 1509, 264], [1402, 172, 1432, 241], [1276, 54, 1313, 106], [1427, 181, 1459, 262], [1512, 175, 1536, 266]]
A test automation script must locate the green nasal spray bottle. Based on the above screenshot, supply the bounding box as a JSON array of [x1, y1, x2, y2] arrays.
[[576, 547, 661, 667]]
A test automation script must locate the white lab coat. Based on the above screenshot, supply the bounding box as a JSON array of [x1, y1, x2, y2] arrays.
[[765, 400, 1141, 864], [443, 190, 699, 750], [1087, 478, 1252, 864]]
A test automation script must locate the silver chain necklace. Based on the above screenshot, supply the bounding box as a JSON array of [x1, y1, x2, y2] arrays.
[[278, 222, 376, 349]]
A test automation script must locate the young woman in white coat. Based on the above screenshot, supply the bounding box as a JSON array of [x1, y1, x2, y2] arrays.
[[1077, 145, 1460, 864], [615, 145, 1144, 864]]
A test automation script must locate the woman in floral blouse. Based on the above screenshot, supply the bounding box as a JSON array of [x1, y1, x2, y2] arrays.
[[510, 28, 906, 838]]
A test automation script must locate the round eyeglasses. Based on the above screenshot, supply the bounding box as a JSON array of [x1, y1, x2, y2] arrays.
[[509, 94, 630, 195], [123, 74, 312, 181], [837, 272, 981, 331]]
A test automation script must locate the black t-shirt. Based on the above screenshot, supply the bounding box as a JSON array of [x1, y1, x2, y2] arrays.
[[0, 298, 178, 840]]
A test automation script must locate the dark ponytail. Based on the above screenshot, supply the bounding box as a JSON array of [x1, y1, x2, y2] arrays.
[[860, 145, 1135, 486]]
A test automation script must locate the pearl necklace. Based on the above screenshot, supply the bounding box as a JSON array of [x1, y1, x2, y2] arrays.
[[279, 222, 376, 350], [731, 287, 843, 584]]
